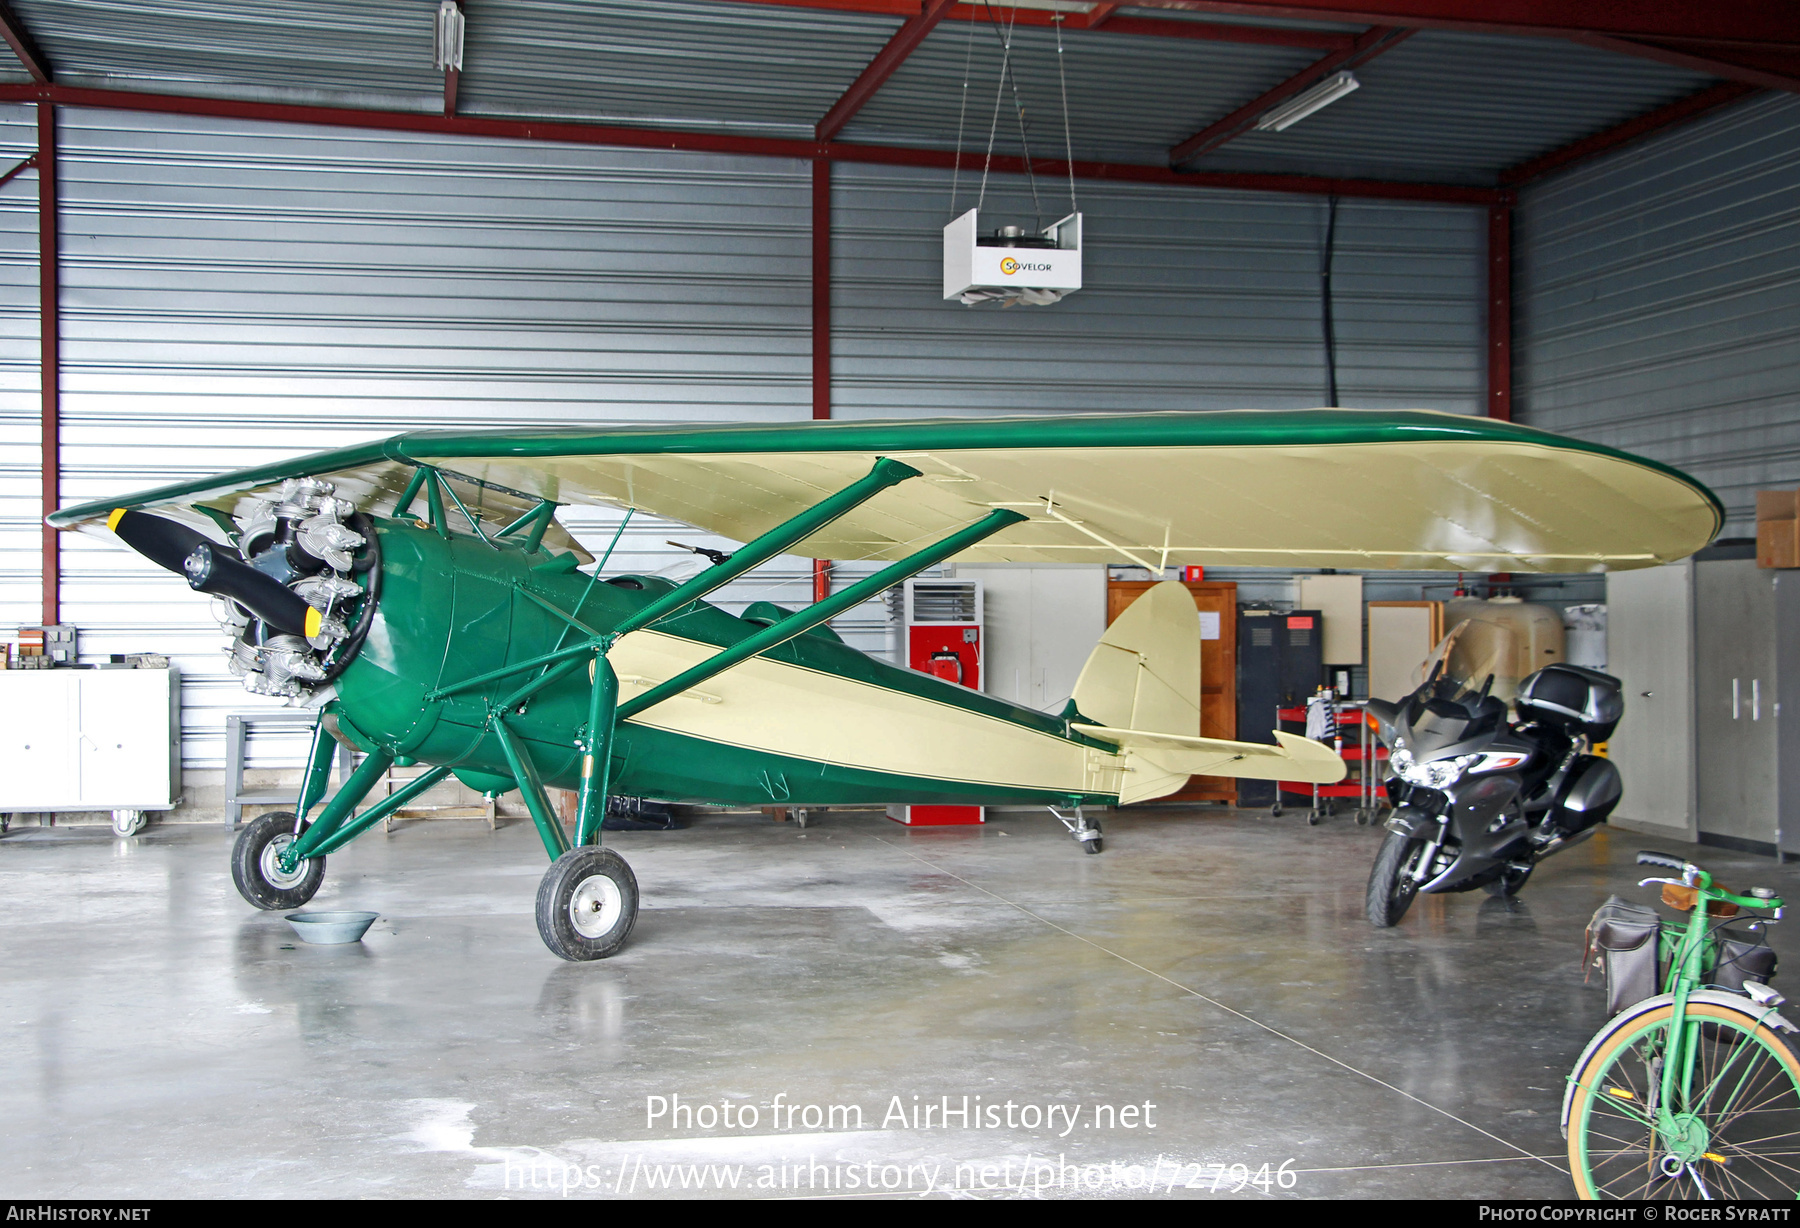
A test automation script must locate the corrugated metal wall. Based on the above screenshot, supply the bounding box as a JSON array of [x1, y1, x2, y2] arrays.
[[0, 107, 38, 641], [49, 105, 814, 769], [832, 163, 1485, 416], [1516, 91, 1800, 539], [13, 105, 1487, 772]]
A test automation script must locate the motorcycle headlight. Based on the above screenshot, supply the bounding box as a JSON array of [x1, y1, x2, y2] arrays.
[[1390, 744, 1478, 790]]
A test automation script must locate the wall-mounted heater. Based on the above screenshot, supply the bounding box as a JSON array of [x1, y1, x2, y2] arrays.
[[943, 209, 1082, 307]]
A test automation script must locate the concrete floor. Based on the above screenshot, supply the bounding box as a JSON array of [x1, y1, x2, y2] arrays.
[[3, 806, 1795, 1200]]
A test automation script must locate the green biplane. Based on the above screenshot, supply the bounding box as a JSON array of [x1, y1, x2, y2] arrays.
[[49, 410, 1720, 960]]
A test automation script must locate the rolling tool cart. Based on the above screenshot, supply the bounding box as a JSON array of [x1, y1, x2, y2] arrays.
[[1272, 694, 1387, 826]]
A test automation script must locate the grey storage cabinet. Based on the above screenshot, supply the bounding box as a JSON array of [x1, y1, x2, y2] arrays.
[[1692, 549, 1800, 859]]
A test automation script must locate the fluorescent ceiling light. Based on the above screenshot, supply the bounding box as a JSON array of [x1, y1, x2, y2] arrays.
[[1255, 71, 1359, 133]]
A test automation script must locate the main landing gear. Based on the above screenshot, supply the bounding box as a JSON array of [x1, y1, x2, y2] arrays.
[[536, 846, 640, 961], [231, 810, 326, 911]]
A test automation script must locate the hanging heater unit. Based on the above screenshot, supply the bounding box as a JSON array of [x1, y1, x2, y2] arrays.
[[944, 209, 1082, 306]]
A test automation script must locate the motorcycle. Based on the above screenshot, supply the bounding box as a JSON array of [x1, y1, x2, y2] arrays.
[[1364, 620, 1625, 927]]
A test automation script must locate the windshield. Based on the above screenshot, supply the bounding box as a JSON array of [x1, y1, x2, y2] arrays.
[[1413, 618, 1514, 706], [1398, 619, 1515, 758]]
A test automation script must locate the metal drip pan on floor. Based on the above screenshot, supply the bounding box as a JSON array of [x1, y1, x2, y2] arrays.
[[284, 910, 379, 944]]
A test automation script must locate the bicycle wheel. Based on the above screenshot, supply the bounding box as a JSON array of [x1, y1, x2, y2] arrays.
[[1568, 1000, 1800, 1199]]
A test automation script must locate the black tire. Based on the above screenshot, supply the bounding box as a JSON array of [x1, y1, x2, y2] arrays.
[[1079, 817, 1103, 854], [536, 846, 640, 961], [1270, 803, 1283, 817], [1367, 831, 1425, 928], [1306, 810, 1320, 826], [1483, 863, 1533, 897], [231, 810, 325, 911]]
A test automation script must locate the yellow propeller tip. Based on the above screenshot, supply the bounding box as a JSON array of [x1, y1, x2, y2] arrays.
[[106, 507, 128, 531], [304, 607, 322, 639]]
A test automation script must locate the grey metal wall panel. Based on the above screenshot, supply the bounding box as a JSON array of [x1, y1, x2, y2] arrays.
[[39, 108, 1490, 771], [0, 105, 37, 639], [1516, 92, 1800, 539], [830, 163, 1485, 416], [51, 107, 812, 768]]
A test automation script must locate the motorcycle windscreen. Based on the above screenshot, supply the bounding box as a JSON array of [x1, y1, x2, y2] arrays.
[[1403, 619, 1513, 756]]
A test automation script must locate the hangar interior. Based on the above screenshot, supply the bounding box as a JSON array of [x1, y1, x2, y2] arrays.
[[3, 0, 1800, 1201]]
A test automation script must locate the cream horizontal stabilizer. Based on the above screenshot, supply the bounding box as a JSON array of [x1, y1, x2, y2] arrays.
[[1072, 724, 1348, 786]]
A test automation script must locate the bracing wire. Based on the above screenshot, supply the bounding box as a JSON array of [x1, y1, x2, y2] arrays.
[[949, 15, 977, 219]]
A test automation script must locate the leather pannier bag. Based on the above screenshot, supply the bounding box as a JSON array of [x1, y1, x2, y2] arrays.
[[1711, 934, 1778, 994], [1586, 896, 1664, 1016]]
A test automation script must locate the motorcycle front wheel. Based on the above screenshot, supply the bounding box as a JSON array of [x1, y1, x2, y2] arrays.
[[1366, 831, 1426, 928], [1567, 1000, 1800, 1199]]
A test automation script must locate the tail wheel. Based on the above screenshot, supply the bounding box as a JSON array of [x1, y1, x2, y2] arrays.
[[536, 846, 640, 961], [1569, 1001, 1800, 1199], [231, 810, 325, 911], [1366, 831, 1426, 928]]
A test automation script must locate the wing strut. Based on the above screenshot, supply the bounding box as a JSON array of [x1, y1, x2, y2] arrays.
[[609, 456, 923, 639], [616, 508, 1028, 722], [572, 506, 1026, 851]]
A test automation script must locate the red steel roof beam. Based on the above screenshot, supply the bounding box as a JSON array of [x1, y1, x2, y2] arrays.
[[1169, 24, 1411, 165], [816, 0, 955, 141], [1499, 81, 1763, 188], [1567, 35, 1800, 95], [0, 0, 51, 83], [1094, 14, 1350, 47], [719, 0, 1351, 48], [1081, 3, 1120, 29], [1116, 2, 1800, 46], [1117, 1, 1800, 88], [0, 82, 1502, 204]]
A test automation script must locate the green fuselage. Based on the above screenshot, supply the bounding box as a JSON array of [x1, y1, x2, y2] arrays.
[[331, 520, 1104, 808]]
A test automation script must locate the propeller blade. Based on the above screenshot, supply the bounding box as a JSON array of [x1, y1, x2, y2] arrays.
[[107, 507, 215, 574], [182, 543, 320, 640]]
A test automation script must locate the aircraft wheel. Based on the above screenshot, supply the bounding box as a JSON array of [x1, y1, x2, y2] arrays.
[[537, 846, 639, 961], [231, 811, 324, 911]]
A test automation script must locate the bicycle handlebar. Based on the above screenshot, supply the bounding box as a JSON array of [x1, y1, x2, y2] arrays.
[[1636, 851, 1688, 871]]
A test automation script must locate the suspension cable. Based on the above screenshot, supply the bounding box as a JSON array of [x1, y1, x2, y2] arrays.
[[1053, 12, 1077, 218], [975, 1, 1012, 213], [949, 15, 977, 219], [996, 4, 1043, 227]]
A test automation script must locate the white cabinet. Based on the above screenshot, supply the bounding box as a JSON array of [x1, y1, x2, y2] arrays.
[[0, 668, 181, 812]]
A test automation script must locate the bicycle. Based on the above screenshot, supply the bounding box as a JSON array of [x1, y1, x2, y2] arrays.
[[1563, 850, 1800, 1199]]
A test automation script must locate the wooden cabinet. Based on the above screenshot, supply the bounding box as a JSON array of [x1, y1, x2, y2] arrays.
[[1106, 580, 1237, 804]]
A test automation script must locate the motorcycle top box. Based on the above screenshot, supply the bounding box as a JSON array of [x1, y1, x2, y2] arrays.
[[1515, 663, 1624, 742], [1365, 619, 1626, 927]]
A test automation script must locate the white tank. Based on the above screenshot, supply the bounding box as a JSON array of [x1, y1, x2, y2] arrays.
[[1442, 596, 1566, 704]]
